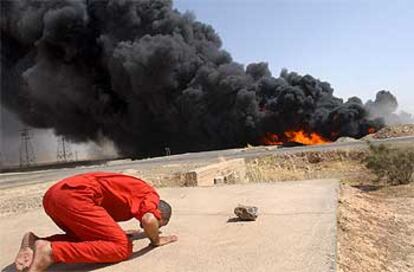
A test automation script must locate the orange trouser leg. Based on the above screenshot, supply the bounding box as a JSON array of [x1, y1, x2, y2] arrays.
[[44, 234, 78, 242], [43, 183, 132, 263], [43, 213, 78, 242]]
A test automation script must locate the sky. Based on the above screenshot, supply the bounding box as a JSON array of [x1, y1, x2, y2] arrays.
[[174, 0, 414, 114]]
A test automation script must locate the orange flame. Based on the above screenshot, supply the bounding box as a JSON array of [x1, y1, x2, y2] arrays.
[[367, 127, 376, 134], [261, 129, 330, 145], [284, 130, 329, 145], [262, 132, 282, 145]]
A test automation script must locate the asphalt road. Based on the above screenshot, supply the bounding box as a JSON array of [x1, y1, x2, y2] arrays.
[[1, 136, 413, 189], [1, 179, 339, 272]]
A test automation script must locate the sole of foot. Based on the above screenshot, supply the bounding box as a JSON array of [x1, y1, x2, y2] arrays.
[[28, 240, 53, 272], [15, 232, 37, 272]]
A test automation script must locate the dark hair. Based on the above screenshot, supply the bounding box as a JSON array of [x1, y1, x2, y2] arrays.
[[159, 200, 172, 225]]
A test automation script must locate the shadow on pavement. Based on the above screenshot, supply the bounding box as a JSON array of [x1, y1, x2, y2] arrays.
[[1, 264, 15, 272]]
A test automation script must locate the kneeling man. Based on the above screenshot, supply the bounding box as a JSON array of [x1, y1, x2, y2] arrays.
[[14, 172, 177, 272]]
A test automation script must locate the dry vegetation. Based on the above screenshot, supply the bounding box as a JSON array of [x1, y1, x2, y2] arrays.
[[246, 144, 413, 185], [364, 143, 414, 185], [246, 149, 374, 184]]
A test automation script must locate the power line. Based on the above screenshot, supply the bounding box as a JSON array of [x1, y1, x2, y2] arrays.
[[57, 136, 73, 162], [19, 128, 36, 167]]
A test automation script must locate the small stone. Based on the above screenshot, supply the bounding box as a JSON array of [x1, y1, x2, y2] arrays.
[[234, 205, 258, 221]]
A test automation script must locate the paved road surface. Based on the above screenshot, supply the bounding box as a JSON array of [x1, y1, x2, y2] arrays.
[[0, 136, 413, 189], [1, 179, 338, 272]]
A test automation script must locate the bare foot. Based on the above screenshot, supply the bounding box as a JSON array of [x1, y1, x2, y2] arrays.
[[15, 232, 37, 271], [28, 240, 53, 272]]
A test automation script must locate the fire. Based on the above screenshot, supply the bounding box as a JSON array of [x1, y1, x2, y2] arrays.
[[262, 132, 282, 145], [261, 129, 330, 146], [367, 127, 376, 134], [285, 130, 329, 145]]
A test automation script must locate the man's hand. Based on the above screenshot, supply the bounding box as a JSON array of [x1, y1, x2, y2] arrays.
[[150, 235, 178, 247], [141, 213, 177, 247]]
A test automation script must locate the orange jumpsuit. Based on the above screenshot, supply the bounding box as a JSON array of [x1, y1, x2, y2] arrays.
[[42, 172, 161, 263]]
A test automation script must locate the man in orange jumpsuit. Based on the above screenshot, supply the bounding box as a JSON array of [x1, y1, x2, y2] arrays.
[[14, 172, 177, 272]]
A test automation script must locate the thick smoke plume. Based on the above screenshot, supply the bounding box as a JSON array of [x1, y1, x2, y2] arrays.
[[0, 0, 402, 157]]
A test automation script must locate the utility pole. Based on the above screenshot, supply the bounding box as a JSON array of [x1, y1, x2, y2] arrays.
[[0, 151, 3, 170], [165, 146, 171, 156], [57, 136, 73, 162], [19, 128, 36, 167]]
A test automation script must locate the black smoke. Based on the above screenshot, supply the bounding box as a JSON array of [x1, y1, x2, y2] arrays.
[[0, 0, 399, 157]]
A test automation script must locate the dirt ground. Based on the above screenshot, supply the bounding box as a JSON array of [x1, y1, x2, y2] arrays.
[[337, 184, 414, 272], [371, 124, 414, 139]]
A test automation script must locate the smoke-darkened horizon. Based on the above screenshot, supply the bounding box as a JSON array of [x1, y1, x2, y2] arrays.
[[0, 0, 407, 157]]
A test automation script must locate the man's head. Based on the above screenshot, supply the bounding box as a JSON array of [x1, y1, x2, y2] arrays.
[[158, 200, 172, 227]]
